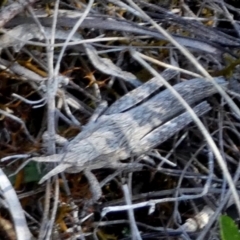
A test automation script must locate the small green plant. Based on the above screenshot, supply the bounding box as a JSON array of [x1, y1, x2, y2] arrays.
[[219, 215, 240, 240], [5, 162, 43, 185], [23, 162, 43, 183]]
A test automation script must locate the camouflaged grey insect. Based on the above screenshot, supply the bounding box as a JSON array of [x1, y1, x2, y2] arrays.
[[30, 76, 228, 184]]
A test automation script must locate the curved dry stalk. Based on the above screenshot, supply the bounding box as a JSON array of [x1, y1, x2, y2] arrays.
[[54, 0, 95, 75], [131, 49, 240, 217], [0, 169, 32, 240]]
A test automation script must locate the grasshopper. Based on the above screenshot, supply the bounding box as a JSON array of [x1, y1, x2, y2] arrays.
[[30, 75, 227, 185]]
